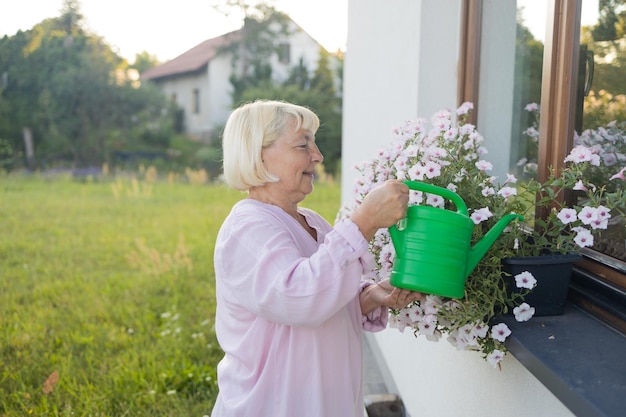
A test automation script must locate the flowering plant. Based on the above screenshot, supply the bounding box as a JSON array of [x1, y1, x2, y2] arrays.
[[340, 103, 626, 367], [517, 103, 626, 260]]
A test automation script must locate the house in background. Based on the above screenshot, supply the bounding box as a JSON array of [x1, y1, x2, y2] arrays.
[[141, 16, 326, 142]]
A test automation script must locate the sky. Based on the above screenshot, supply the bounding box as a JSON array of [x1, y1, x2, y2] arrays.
[[519, 0, 599, 42], [0, 0, 348, 62]]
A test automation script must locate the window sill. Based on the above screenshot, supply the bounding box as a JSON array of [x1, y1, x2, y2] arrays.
[[501, 303, 626, 417]]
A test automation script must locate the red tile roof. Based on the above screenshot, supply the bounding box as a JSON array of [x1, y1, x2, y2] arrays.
[[141, 29, 243, 80]]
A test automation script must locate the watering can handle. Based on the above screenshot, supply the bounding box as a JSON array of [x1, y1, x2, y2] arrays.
[[404, 181, 469, 216]]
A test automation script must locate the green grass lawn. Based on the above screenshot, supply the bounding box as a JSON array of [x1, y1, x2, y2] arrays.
[[0, 172, 341, 416]]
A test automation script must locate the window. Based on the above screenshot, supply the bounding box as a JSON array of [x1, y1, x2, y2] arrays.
[[192, 89, 200, 114], [277, 42, 291, 65], [577, 0, 626, 265], [461, 0, 626, 331]]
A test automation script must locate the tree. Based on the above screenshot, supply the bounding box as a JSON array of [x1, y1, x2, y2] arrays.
[[308, 49, 342, 176], [592, 0, 626, 41], [239, 49, 344, 176], [510, 9, 544, 177], [0, 0, 175, 169], [131, 51, 160, 74], [209, 0, 344, 176], [211, 1, 292, 103]]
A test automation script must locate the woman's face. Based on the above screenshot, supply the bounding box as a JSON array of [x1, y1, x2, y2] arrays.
[[260, 119, 324, 203]]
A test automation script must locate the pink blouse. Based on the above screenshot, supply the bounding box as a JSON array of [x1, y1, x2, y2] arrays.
[[211, 199, 388, 417]]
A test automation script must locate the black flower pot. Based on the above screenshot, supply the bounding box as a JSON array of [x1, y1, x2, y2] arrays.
[[502, 253, 582, 316]]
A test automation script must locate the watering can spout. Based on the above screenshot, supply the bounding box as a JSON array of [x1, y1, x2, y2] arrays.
[[466, 213, 524, 276]]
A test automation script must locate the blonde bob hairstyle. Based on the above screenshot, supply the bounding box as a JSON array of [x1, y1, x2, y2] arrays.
[[222, 100, 320, 191]]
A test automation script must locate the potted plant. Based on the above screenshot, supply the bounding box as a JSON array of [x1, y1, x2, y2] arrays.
[[339, 103, 625, 367]]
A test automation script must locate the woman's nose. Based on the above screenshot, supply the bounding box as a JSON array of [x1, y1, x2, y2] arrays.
[[311, 143, 324, 163]]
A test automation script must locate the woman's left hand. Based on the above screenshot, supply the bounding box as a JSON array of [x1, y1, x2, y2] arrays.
[[360, 279, 425, 313]]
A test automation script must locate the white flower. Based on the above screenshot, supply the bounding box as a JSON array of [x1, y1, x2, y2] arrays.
[[487, 349, 506, 368], [408, 164, 424, 181], [590, 217, 609, 230], [475, 160, 493, 171], [573, 227, 594, 248], [417, 316, 437, 336], [514, 271, 537, 289], [596, 205, 611, 221], [456, 101, 474, 115], [578, 206, 599, 225], [565, 145, 601, 166], [557, 208, 578, 225], [514, 303, 535, 322], [497, 186, 517, 198], [470, 207, 493, 224], [524, 102, 539, 111], [573, 180, 588, 192], [481, 186, 495, 197], [490, 323, 511, 342], [423, 161, 442, 179], [504, 173, 518, 184]]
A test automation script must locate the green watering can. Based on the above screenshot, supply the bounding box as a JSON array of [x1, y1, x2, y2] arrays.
[[389, 181, 523, 298]]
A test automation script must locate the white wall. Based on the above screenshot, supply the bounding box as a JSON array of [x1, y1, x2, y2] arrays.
[[156, 72, 207, 138], [208, 53, 235, 133], [370, 331, 573, 417], [343, 1, 575, 416], [342, 0, 461, 203], [271, 20, 325, 82]]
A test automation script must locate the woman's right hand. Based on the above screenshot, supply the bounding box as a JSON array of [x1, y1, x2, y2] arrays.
[[350, 180, 409, 241]]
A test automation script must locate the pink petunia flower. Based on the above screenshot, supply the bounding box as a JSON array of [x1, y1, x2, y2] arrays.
[[610, 167, 626, 181]]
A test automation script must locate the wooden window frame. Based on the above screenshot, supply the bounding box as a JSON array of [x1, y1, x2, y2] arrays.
[[459, 0, 626, 329]]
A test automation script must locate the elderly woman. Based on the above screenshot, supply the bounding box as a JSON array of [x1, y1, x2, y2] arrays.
[[212, 100, 422, 417]]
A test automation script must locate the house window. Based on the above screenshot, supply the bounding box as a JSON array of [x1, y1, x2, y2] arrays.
[[577, 0, 626, 266], [277, 42, 291, 64], [462, 0, 626, 331], [192, 89, 200, 114]]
